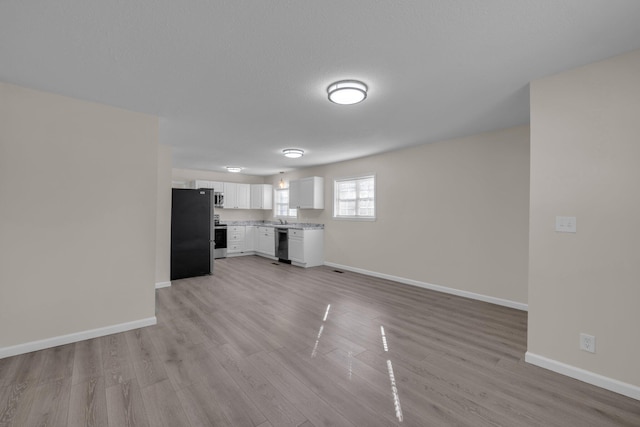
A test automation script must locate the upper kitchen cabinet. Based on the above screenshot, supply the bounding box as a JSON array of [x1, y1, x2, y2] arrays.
[[289, 176, 324, 209], [250, 184, 273, 210], [191, 180, 223, 192], [223, 182, 250, 209]]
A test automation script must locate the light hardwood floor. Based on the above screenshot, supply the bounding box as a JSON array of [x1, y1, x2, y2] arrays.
[[1, 255, 639, 426]]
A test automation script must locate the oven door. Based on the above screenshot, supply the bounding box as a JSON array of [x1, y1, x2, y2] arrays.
[[214, 227, 227, 258]]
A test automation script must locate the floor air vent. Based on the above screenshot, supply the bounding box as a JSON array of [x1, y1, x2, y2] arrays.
[[333, 270, 344, 274]]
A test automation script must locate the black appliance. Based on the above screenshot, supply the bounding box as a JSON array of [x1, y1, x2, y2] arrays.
[[276, 228, 290, 263], [214, 192, 224, 208], [214, 226, 227, 259], [171, 188, 213, 280]]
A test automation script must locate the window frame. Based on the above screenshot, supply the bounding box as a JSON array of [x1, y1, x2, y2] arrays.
[[333, 174, 376, 221], [273, 187, 298, 219]]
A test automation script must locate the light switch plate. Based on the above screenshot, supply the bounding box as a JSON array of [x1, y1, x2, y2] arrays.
[[555, 216, 577, 233]]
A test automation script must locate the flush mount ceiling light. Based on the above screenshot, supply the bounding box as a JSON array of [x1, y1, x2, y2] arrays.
[[226, 166, 243, 173], [282, 148, 304, 158], [327, 80, 368, 105]]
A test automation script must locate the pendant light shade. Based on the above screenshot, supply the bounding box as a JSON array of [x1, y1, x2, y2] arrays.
[[327, 80, 368, 105]]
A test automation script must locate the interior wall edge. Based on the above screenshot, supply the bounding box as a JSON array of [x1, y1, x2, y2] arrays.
[[0, 316, 157, 359], [323, 261, 528, 311], [525, 352, 640, 401]]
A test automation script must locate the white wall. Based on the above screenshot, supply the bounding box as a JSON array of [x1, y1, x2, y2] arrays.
[[266, 126, 531, 306], [528, 49, 640, 393], [0, 82, 158, 354], [156, 145, 172, 285]]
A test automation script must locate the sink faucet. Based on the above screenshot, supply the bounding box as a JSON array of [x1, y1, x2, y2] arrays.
[[278, 218, 284, 224]]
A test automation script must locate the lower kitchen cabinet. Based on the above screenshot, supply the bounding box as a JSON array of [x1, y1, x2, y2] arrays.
[[288, 229, 323, 267], [245, 226, 257, 252], [257, 226, 275, 257], [227, 225, 245, 255]]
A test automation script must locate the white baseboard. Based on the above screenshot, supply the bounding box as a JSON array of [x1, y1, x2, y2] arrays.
[[155, 281, 172, 289], [525, 352, 640, 400], [323, 261, 528, 311], [0, 316, 157, 359]]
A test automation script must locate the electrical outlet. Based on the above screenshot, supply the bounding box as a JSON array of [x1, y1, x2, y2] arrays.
[[580, 333, 596, 353]]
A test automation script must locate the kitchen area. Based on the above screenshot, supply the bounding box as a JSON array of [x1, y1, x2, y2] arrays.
[[170, 173, 325, 281]]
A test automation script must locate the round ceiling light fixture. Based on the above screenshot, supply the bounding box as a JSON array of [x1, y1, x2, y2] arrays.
[[226, 166, 243, 173], [327, 80, 368, 105], [282, 148, 304, 158]]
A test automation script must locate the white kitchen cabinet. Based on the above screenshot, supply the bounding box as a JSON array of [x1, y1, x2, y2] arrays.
[[250, 184, 273, 210], [191, 180, 224, 192], [191, 180, 213, 189], [257, 226, 275, 256], [223, 182, 250, 209], [211, 181, 224, 192], [227, 225, 245, 255], [245, 226, 257, 252], [288, 228, 324, 267], [289, 177, 324, 209]]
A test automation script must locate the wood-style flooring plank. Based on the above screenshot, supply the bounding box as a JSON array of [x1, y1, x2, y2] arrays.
[[139, 379, 189, 427], [39, 344, 75, 385], [105, 378, 149, 427], [247, 350, 357, 427], [184, 351, 267, 427], [210, 343, 307, 427], [72, 338, 103, 385], [100, 333, 135, 388], [0, 380, 37, 427], [176, 382, 234, 427], [68, 377, 108, 427], [124, 328, 168, 388], [25, 378, 71, 427]]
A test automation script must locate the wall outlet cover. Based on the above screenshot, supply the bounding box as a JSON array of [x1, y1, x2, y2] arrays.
[[580, 333, 596, 353]]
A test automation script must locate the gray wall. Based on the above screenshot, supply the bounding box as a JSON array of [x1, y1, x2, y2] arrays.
[[528, 48, 640, 389], [0, 82, 158, 351]]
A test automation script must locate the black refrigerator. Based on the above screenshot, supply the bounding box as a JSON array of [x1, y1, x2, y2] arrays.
[[171, 188, 213, 280]]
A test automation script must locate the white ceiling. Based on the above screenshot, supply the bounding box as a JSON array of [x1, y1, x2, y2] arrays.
[[2, 1, 640, 176]]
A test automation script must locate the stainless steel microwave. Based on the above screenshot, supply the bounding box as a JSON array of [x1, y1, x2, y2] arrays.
[[213, 192, 224, 208]]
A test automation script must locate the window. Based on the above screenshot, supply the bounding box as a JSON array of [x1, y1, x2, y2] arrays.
[[274, 188, 298, 218], [334, 175, 375, 220]]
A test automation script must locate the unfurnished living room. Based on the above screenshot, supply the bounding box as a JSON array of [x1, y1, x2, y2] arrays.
[[1, 1, 640, 426]]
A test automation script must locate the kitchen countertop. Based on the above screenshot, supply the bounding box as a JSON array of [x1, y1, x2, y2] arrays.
[[225, 220, 324, 230]]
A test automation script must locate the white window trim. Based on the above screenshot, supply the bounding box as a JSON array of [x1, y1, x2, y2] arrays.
[[333, 174, 376, 221], [273, 187, 298, 219]]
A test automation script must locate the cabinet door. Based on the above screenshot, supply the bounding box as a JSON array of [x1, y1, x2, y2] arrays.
[[289, 180, 301, 209], [212, 181, 224, 192], [258, 228, 275, 256], [250, 185, 262, 209], [298, 178, 314, 208], [289, 236, 304, 263], [237, 184, 250, 209], [223, 182, 237, 208], [261, 185, 273, 209], [245, 226, 256, 251]]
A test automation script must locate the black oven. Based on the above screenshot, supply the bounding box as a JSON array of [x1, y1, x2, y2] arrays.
[[214, 225, 227, 259]]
